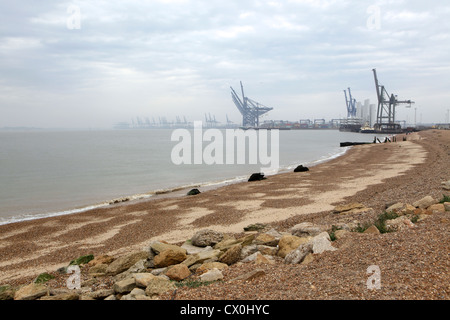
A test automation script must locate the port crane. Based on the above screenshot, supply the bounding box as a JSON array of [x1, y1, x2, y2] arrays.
[[343, 88, 357, 118], [372, 69, 414, 133], [231, 81, 273, 128]]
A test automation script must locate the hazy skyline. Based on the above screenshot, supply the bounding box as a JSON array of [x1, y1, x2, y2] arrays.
[[1, 0, 450, 129]]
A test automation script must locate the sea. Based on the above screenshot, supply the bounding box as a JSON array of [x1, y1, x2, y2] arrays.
[[0, 128, 386, 226]]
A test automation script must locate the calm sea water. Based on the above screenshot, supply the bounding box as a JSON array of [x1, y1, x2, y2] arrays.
[[0, 128, 383, 225]]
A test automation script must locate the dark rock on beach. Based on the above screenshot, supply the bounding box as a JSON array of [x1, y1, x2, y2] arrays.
[[187, 189, 201, 196], [248, 173, 265, 182], [294, 165, 309, 172]]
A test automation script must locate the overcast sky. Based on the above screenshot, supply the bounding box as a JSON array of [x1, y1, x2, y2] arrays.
[[1, 0, 449, 129]]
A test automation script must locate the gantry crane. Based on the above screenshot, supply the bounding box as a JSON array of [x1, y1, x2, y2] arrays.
[[231, 82, 273, 128], [344, 88, 357, 118], [372, 68, 414, 133]]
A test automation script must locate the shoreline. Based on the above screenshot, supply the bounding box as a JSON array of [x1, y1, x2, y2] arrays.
[[0, 143, 351, 227], [0, 130, 448, 288]]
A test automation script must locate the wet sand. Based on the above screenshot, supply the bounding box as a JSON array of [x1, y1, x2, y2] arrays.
[[0, 130, 449, 286]]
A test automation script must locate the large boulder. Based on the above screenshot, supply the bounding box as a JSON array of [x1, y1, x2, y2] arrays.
[[165, 264, 191, 281], [154, 248, 187, 268], [113, 277, 136, 294], [182, 249, 222, 267], [14, 283, 48, 300], [285, 243, 313, 264], [200, 268, 224, 282], [150, 241, 186, 255], [106, 251, 149, 276], [133, 273, 158, 288], [277, 235, 311, 258], [219, 244, 242, 265], [290, 222, 323, 237], [191, 229, 224, 247], [144, 277, 176, 298], [413, 196, 438, 209], [310, 232, 337, 254]]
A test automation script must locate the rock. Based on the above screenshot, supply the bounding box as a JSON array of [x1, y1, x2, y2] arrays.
[[214, 238, 241, 252], [277, 235, 311, 258], [333, 203, 366, 215], [248, 173, 265, 182], [133, 273, 157, 288], [290, 222, 323, 237], [114, 277, 136, 294], [241, 251, 274, 264], [243, 223, 267, 231], [255, 252, 275, 265], [399, 204, 417, 215], [14, 283, 48, 300], [200, 268, 224, 282], [257, 245, 278, 256], [144, 277, 176, 298], [387, 203, 418, 216], [294, 165, 309, 172], [129, 287, 146, 297], [166, 264, 191, 281], [83, 289, 115, 300], [237, 233, 256, 246], [364, 225, 380, 234], [441, 180, 450, 191], [310, 232, 337, 254], [121, 288, 147, 300], [182, 249, 222, 267], [154, 248, 187, 268], [428, 203, 446, 213], [181, 241, 212, 255], [265, 228, 283, 239], [219, 244, 242, 265], [196, 262, 228, 274], [191, 229, 224, 247], [89, 263, 108, 275], [285, 243, 313, 264], [150, 241, 186, 255], [386, 216, 415, 232], [253, 233, 278, 246], [333, 229, 350, 240], [187, 188, 201, 196], [240, 244, 258, 260], [386, 202, 405, 213], [413, 196, 438, 209], [302, 253, 314, 265], [87, 254, 115, 267], [106, 251, 149, 276], [444, 202, 450, 211], [230, 269, 266, 282], [40, 293, 79, 300]]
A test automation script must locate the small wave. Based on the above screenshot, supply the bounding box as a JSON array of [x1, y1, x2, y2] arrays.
[[0, 202, 111, 226]]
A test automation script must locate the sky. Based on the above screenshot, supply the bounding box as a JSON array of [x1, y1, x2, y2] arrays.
[[1, 0, 449, 129]]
